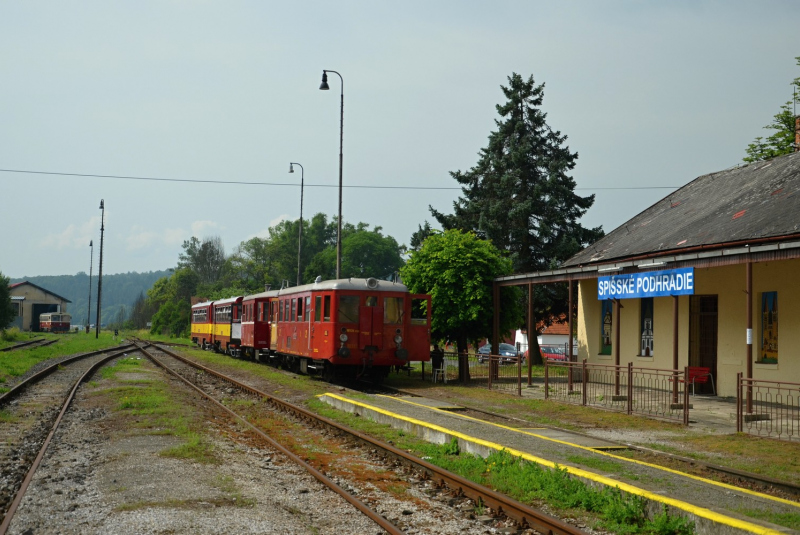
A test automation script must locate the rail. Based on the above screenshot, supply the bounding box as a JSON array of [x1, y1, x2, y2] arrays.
[[737, 373, 800, 440]]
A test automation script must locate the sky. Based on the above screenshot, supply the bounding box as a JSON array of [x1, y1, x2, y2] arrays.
[[2, 1, 799, 279]]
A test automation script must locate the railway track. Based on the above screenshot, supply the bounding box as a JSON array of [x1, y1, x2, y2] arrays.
[[0, 339, 54, 352], [0, 344, 138, 533], [139, 341, 586, 535]]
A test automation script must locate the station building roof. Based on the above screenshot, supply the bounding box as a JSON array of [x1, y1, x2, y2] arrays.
[[564, 151, 800, 268], [496, 151, 800, 285]]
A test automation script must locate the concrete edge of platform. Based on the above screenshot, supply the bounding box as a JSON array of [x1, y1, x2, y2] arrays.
[[318, 393, 794, 535]]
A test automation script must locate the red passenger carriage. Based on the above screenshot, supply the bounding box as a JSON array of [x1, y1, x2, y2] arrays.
[[238, 277, 431, 381]]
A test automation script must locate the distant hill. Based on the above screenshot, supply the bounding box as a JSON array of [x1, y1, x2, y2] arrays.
[[10, 270, 170, 326]]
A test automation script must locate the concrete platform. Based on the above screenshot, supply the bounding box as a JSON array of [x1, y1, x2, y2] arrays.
[[319, 391, 800, 535]]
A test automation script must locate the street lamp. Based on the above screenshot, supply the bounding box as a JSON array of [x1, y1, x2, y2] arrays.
[[87, 240, 93, 332], [289, 162, 304, 286], [319, 69, 344, 279], [95, 200, 105, 339]]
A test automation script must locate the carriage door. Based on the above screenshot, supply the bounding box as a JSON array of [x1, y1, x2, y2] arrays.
[[407, 295, 431, 361], [359, 296, 383, 350]]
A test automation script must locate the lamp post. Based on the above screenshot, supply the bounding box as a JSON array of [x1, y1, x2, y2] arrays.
[[289, 162, 304, 286], [87, 240, 93, 332], [95, 200, 105, 339], [319, 69, 344, 279]]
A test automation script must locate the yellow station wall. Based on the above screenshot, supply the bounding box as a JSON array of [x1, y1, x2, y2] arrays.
[[576, 258, 799, 397]]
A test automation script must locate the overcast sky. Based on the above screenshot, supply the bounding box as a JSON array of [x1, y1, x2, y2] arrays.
[[2, 1, 799, 279]]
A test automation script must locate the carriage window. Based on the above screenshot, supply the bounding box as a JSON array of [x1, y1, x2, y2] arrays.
[[411, 298, 428, 325], [384, 298, 404, 324], [291, 299, 297, 322], [272, 301, 278, 322], [305, 296, 312, 321], [338, 295, 359, 323], [279, 300, 284, 322], [314, 296, 322, 322], [365, 296, 378, 307], [296, 298, 303, 321], [323, 295, 331, 321]]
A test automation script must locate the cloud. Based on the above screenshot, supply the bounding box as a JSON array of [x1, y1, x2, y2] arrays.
[[125, 226, 187, 250], [39, 215, 101, 251], [244, 214, 289, 241], [191, 220, 221, 237]]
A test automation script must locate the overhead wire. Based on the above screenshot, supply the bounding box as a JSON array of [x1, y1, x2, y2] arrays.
[[0, 168, 680, 191]]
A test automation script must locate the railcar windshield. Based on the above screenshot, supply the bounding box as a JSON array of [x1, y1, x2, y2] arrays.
[[411, 298, 428, 325], [337, 295, 359, 323], [384, 297, 404, 324]]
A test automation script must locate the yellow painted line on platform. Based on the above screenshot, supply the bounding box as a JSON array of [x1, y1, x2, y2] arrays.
[[379, 394, 800, 510], [319, 393, 789, 535]]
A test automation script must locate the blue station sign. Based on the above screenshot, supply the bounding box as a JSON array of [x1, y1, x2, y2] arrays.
[[597, 267, 695, 300]]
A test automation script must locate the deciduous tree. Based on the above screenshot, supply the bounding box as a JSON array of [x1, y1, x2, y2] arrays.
[[400, 229, 522, 361], [0, 271, 14, 331]]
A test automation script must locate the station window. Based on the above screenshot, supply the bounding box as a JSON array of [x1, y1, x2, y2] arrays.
[[338, 295, 359, 323], [384, 297, 403, 324], [639, 298, 654, 356], [314, 296, 322, 322], [600, 300, 612, 355], [759, 291, 778, 364]]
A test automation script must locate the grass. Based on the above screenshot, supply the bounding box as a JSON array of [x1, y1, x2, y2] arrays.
[[734, 509, 800, 530], [0, 330, 123, 384]]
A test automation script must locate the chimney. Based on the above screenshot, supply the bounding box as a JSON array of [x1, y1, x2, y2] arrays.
[[796, 116, 800, 152]]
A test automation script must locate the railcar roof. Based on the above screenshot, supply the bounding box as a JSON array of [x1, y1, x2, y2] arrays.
[[214, 296, 243, 306], [243, 278, 408, 301], [192, 301, 214, 308]]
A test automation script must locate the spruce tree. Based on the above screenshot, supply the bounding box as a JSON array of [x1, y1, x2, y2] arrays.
[[431, 72, 603, 273]]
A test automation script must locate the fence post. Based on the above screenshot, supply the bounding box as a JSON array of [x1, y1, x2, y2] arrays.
[[567, 342, 573, 393], [736, 372, 742, 433], [544, 359, 549, 399], [582, 359, 588, 406], [518, 353, 522, 396], [487, 355, 492, 390], [627, 362, 633, 415], [683, 366, 690, 425]]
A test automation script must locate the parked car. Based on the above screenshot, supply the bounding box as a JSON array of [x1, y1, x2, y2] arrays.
[[540, 345, 568, 361], [477, 343, 523, 364]]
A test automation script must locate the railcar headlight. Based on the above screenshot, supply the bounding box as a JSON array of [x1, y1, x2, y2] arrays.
[[394, 334, 403, 344], [339, 333, 348, 342]]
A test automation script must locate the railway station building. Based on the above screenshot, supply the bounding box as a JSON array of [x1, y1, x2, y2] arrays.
[[495, 151, 800, 398], [8, 281, 71, 332]]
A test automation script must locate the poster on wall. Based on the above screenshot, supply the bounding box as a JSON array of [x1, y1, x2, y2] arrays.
[[760, 291, 778, 364], [600, 300, 612, 355]]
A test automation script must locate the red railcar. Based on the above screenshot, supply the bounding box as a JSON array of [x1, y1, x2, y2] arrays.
[[39, 312, 71, 333], [239, 277, 431, 381]]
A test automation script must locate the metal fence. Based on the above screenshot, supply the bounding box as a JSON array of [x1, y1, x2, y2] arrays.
[[545, 361, 690, 423], [436, 352, 524, 394], [737, 373, 800, 440]]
